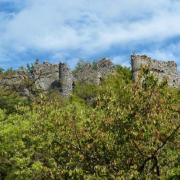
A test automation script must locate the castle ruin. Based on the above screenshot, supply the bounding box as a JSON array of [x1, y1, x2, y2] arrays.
[[0, 58, 114, 96], [131, 55, 180, 87], [0, 55, 179, 97]]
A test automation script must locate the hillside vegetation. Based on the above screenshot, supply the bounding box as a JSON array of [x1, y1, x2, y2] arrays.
[[0, 65, 179, 179]]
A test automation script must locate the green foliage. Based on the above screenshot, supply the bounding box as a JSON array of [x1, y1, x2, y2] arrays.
[[27, 63, 34, 74], [0, 67, 4, 74], [73, 82, 98, 106], [72, 59, 88, 74], [5, 67, 14, 73], [92, 60, 98, 70], [0, 88, 29, 114], [115, 65, 132, 83], [0, 67, 179, 179], [0, 67, 17, 79]]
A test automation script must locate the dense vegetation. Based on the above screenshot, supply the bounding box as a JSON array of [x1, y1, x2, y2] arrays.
[[0, 65, 179, 179]]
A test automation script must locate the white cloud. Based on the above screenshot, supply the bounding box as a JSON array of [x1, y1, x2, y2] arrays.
[[139, 50, 176, 62], [0, 0, 180, 68], [112, 55, 131, 67]]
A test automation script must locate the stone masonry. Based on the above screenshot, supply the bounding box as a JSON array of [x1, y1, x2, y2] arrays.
[[0, 55, 179, 97], [59, 63, 73, 96], [131, 55, 180, 87], [0, 58, 114, 96]]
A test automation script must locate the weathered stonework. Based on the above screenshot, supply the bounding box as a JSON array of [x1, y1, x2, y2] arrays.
[[59, 63, 73, 96], [1, 55, 179, 97], [73, 58, 114, 85], [0, 58, 114, 96], [32, 61, 59, 91], [131, 55, 180, 87], [0, 70, 30, 96]]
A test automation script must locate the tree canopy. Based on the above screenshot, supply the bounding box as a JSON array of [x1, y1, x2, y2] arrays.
[[0, 66, 179, 179]]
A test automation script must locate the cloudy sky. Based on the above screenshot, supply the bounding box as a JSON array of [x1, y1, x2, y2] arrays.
[[0, 0, 180, 69]]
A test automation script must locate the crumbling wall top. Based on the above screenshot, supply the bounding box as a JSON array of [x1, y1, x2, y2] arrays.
[[131, 54, 180, 87], [131, 55, 177, 74]]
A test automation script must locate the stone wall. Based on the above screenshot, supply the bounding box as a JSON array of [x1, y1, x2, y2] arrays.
[[0, 55, 179, 97], [131, 55, 180, 87], [73, 58, 114, 85], [33, 58, 114, 95], [0, 70, 31, 96], [32, 61, 59, 91]]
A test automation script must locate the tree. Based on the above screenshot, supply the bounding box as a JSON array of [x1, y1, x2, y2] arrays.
[[96, 68, 180, 178], [0, 67, 4, 74], [0, 66, 179, 179]]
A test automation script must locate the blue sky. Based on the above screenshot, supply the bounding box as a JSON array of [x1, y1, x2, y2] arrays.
[[0, 0, 180, 70]]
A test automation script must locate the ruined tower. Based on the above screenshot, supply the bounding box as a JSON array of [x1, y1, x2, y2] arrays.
[[59, 63, 73, 96], [131, 55, 180, 87]]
